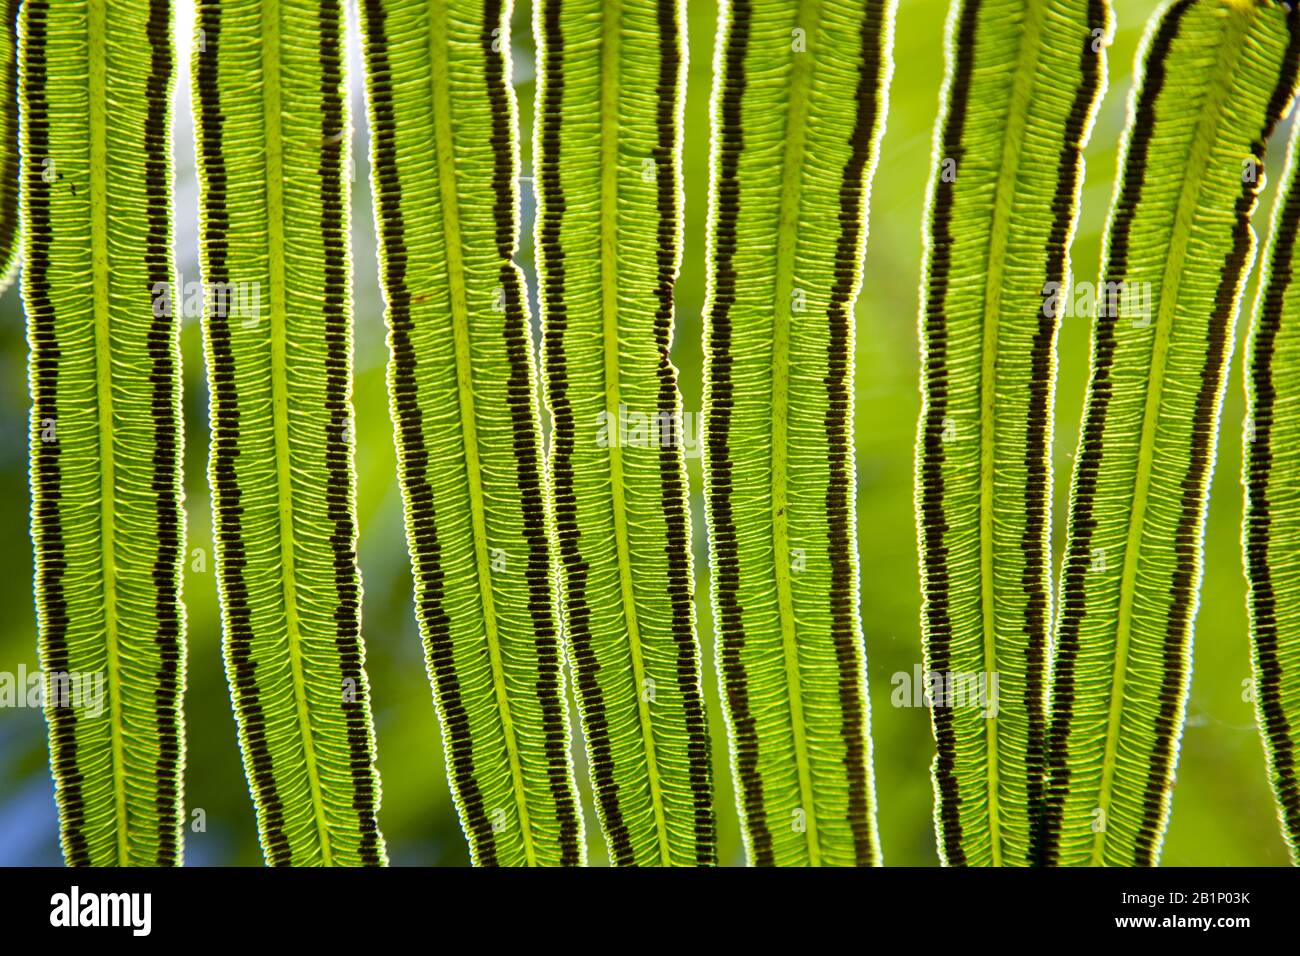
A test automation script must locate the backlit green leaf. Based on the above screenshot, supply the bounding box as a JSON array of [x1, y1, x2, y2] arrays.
[[21, 0, 186, 865], [359, 0, 586, 866], [193, 0, 387, 866], [532, 0, 716, 866], [700, 0, 894, 866], [915, 0, 1110, 867]]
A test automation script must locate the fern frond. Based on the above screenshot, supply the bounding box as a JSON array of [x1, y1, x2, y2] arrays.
[[359, 0, 586, 867], [21, 0, 186, 865], [1038, 0, 1300, 867], [1243, 117, 1300, 866], [193, 0, 386, 866], [532, 0, 715, 866], [915, 0, 1109, 867], [700, 0, 894, 866], [0, 0, 20, 289]]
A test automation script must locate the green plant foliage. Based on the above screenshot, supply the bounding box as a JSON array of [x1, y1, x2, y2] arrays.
[[193, 0, 386, 866], [915, 0, 1110, 867], [1038, 0, 1300, 867], [700, 0, 894, 866], [1242, 118, 1300, 866], [358, 0, 586, 866], [20, 0, 186, 865], [532, 0, 716, 866], [0, 0, 20, 289]]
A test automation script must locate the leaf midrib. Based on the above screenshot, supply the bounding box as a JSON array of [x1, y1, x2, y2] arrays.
[[261, 0, 335, 866], [87, 0, 129, 865], [771, 0, 822, 865], [597, 0, 673, 865], [975, 0, 1049, 868], [1090, 4, 1252, 866], [428, 0, 537, 865]]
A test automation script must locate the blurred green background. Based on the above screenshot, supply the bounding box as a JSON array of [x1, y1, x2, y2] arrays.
[[0, 0, 1290, 865]]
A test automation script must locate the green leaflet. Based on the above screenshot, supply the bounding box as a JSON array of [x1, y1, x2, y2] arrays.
[[193, 0, 386, 866], [21, 0, 186, 865], [358, 0, 585, 866], [0, 0, 19, 289], [915, 0, 1109, 867], [701, 0, 893, 866], [532, 0, 716, 866], [1243, 116, 1300, 866], [1039, 0, 1300, 867]]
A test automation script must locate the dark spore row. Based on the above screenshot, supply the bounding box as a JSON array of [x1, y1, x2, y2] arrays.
[[918, 0, 982, 868], [24, 0, 89, 866], [143, 0, 183, 865], [1133, 2, 1300, 866], [705, 0, 770, 864], [652, 0, 716, 864], [823, 0, 889, 868], [317, 0, 382, 866], [1, 0, 21, 273], [482, 0, 582, 865], [535, 0, 633, 864], [1246, 77, 1300, 854]]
